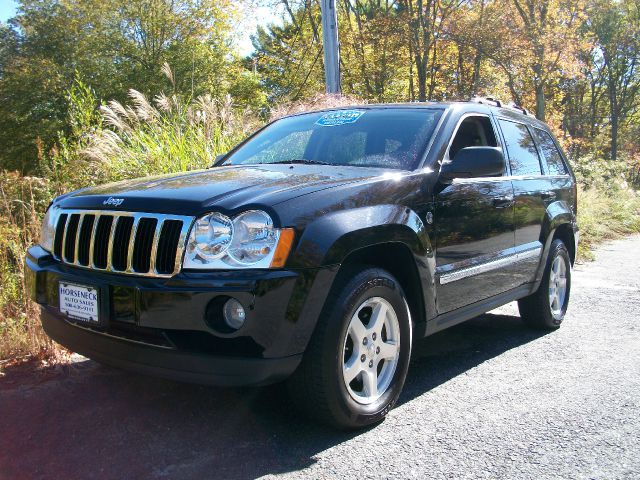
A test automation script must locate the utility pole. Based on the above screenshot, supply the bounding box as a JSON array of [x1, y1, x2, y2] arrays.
[[320, 0, 341, 94]]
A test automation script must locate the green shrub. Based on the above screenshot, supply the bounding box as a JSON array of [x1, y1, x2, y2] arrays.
[[577, 185, 640, 261], [0, 172, 59, 360]]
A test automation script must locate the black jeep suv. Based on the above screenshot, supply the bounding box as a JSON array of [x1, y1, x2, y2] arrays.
[[26, 99, 578, 428]]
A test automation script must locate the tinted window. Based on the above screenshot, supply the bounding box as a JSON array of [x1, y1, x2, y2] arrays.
[[224, 108, 443, 170], [532, 128, 567, 175], [449, 116, 498, 159], [498, 119, 542, 176]]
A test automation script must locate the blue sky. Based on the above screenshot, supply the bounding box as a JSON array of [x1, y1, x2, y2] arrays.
[[0, 0, 279, 55], [0, 0, 17, 22]]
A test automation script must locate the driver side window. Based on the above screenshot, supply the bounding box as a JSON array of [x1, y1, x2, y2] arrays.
[[448, 116, 498, 160]]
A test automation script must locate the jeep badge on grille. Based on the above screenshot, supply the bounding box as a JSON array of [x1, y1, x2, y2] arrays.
[[103, 197, 124, 207]]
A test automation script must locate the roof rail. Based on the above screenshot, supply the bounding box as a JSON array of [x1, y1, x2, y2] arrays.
[[470, 96, 502, 107], [506, 102, 531, 116]]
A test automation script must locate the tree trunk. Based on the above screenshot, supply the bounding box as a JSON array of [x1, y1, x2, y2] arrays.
[[610, 111, 619, 161], [535, 82, 545, 121]]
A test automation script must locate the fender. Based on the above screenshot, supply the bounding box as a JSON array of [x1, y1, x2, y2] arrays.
[[281, 205, 436, 355], [533, 199, 576, 289], [288, 204, 432, 268]]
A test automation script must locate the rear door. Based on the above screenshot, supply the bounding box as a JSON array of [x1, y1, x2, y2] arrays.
[[530, 127, 574, 210], [434, 113, 516, 313], [496, 118, 546, 286]]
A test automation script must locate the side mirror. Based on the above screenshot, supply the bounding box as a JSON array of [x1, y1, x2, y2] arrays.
[[210, 153, 227, 168], [440, 147, 505, 183]]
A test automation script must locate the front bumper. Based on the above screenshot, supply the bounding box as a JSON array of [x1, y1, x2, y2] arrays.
[[26, 246, 337, 386]]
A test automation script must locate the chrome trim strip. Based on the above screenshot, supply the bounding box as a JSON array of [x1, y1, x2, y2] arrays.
[[149, 219, 164, 276], [106, 216, 118, 271], [451, 174, 570, 185], [88, 213, 100, 268], [517, 247, 542, 262], [126, 216, 141, 273], [174, 220, 194, 275], [73, 213, 84, 265], [59, 214, 70, 262], [54, 209, 194, 278], [439, 245, 542, 285]]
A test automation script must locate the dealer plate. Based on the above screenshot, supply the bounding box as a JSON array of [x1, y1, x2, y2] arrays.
[[59, 282, 99, 324]]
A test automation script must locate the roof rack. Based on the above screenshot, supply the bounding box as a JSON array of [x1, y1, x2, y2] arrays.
[[506, 102, 531, 116], [470, 96, 502, 107], [470, 97, 533, 117]]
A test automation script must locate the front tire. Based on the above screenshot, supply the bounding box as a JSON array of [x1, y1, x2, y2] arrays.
[[287, 267, 412, 429], [518, 239, 571, 329]]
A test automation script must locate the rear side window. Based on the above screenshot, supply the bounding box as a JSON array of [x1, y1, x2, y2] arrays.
[[498, 119, 542, 176], [532, 128, 568, 175]]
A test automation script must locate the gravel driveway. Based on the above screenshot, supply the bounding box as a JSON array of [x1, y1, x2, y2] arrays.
[[1, 235, 639, 480]]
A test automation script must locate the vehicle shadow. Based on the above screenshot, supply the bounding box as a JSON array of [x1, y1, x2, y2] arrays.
[[0, 312, 548, 480]]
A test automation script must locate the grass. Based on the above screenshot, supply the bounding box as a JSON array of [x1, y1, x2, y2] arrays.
[[576, 185, 640, 261], [0, 173, 63, 365]]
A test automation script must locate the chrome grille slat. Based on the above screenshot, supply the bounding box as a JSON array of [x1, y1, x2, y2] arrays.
[[89, 213, 100, 268], [106, 216, 119, 271], [126, 216, 141, 273], [53, 209, 194, 278], [73, 213, 84, 266], [59, 214, 70, 262], [63, 214, 81, 263], [174, 221, 193, 274], [149, 219, 164, 275]]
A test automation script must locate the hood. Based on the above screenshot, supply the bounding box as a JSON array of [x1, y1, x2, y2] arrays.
[[56, 164, 390, 216]]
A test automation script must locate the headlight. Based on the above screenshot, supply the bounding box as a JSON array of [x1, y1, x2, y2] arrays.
[[190, 212, 233, 260], [183, 210, 295, 269], [40, 206, 59, 253]]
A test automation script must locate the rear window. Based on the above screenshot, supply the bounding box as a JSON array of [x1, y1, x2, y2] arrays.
[[223, 108, 443, 170], [498, 119, 543, 176], [532, 128, 568, 175]]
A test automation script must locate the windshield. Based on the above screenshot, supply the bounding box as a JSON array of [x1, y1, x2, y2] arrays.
[[223, 108, 443, 170]]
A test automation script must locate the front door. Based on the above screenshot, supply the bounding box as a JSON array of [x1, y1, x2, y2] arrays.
[[434, 114, 515, 313]]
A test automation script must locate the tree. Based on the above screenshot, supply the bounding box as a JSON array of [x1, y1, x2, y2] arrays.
[[589, 0, 640, 161], [466, 0, 583, 120], [397, 0, 462, 101], [0, 0, 242, 172], [250, 11, 325, 103]]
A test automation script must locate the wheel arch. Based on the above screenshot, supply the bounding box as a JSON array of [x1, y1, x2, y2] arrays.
[[552, 223, 576, 266], [288, 204, 432, 268], [534, 201, 577, 288], [337, 242, 429, 329]]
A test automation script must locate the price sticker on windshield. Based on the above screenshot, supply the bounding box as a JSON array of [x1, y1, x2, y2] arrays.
[[316, 110, 365, 127]]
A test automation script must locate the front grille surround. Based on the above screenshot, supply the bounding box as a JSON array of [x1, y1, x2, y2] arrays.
[[52, 209, 194, 278]]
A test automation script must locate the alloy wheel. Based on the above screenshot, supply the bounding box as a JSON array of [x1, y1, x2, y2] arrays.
[[548, 255, 568, 319], [341, 297, 401, 405]]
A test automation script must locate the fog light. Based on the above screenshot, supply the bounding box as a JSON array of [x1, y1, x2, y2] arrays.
[[223, 298, 246, 330]]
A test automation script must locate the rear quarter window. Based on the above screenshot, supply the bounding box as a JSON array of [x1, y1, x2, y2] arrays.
[[532, 128, 568, 175]]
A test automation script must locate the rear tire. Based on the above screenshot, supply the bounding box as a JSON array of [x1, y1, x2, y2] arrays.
[[287, 267, 412, 429], [518, 239, 571, 329]]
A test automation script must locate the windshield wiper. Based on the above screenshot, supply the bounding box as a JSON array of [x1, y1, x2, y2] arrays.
[[269, 159, 332, 166]]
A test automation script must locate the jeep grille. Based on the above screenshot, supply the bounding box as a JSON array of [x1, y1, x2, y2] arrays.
[[52, 210, 194, 278]]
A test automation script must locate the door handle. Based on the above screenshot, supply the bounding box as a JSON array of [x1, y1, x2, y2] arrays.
[[492, 195, 514, 208], [540, 191, 557, 200]]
